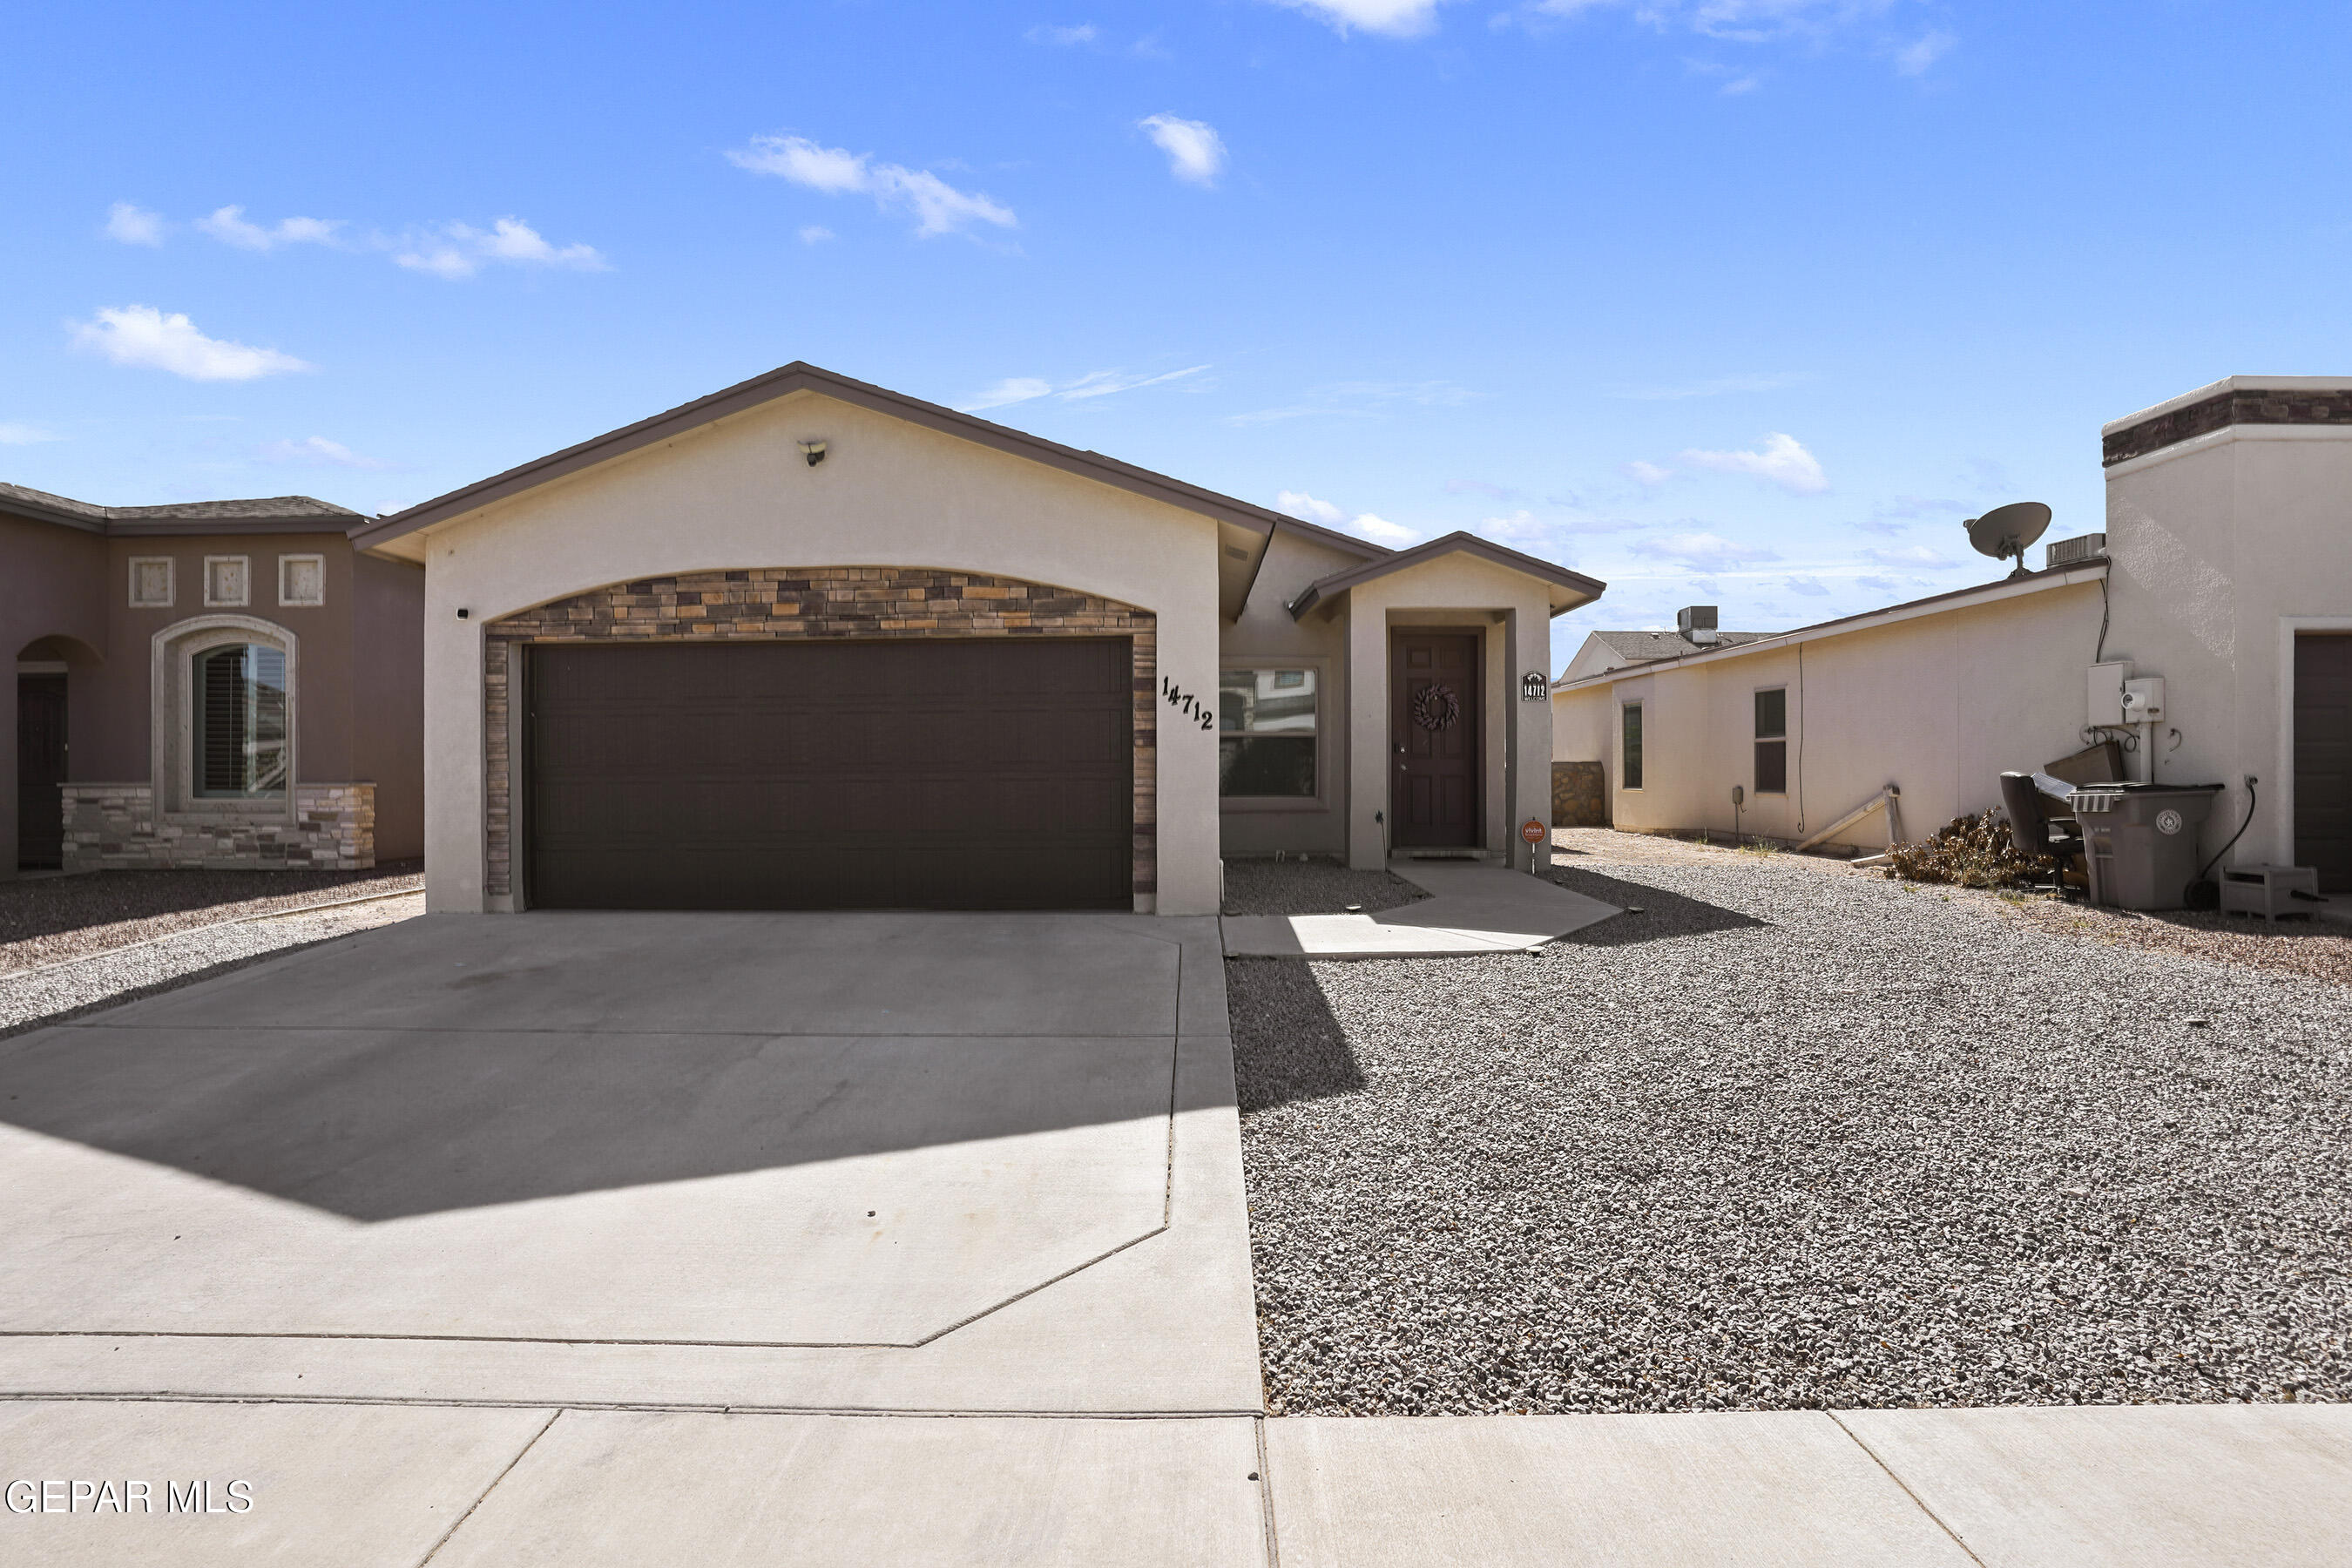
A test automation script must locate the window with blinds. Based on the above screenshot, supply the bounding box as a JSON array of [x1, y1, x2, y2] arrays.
[[194, 644, 289, 797]]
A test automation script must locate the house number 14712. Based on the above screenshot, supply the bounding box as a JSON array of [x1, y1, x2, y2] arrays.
[[1162, 677, 1215, 731]]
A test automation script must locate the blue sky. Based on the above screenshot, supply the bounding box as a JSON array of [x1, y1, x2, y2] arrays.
[[5, 1, 2346, 669]]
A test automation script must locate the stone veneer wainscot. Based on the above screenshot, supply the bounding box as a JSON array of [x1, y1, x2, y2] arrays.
[[482, 566, 1159, 905], [61, 783, 376, 870]]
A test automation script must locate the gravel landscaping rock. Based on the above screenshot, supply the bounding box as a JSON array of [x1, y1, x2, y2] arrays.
[[1222, 858, 1429, 916], [0, 895, 423, 1039], [0, 862, 423, 974], [1233, 835, 2352, 1416]]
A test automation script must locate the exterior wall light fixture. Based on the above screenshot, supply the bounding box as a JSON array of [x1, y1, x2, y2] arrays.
[[799, 440, 828, 467]]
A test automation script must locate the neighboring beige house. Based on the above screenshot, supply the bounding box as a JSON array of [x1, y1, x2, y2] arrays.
[[3, 484, 424, 877], [350, 363, 1600, 916], [1554, 607, 1772, 686], [1551, 375, 2352, 892]]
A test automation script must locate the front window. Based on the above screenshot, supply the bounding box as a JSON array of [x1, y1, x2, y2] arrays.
[[1621, 702, 1644, 791], [1219, 667, 1318, 797], [194, 644, 289, 797]]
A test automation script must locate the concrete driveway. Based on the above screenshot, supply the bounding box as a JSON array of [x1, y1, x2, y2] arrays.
[[0, 909, 1258, 1412]]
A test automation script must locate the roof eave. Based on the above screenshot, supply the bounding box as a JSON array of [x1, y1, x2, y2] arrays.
[[348, 362, 1293, 550]]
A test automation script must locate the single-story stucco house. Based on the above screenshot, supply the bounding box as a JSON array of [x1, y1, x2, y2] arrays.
[[1551, 375, 2352, 892], [348, 363, 1604, 916], [3, 483, 423, 876]]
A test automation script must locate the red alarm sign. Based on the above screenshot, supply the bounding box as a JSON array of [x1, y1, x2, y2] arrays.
[[1520, 818, 1546, 845]]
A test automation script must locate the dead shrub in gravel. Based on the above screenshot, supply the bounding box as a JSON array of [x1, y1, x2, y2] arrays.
[[1883, 810, 2054, 889]]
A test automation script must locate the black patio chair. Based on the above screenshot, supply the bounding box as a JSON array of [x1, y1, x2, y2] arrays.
[[2000, 771, 2085, 892]]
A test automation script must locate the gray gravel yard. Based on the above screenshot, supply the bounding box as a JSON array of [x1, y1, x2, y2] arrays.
[[0, 862, 422, 974], [1232, 834, 2352, 1416], [0, 886, 423, 1038], [1222, 857, 1429, 916]]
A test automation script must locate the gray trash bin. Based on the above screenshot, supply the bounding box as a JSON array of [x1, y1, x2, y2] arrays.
[[2067, 783, 2223, 910]]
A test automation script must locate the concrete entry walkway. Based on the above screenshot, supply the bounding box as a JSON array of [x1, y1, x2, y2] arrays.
[[1220, 859, 1619, 957], [0, 910, 1260, 1413]]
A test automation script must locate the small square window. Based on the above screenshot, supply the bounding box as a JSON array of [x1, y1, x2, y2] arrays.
[[203, 556, 251, 608], [278, 554, 326, 606], [128, 556, 175, 608]]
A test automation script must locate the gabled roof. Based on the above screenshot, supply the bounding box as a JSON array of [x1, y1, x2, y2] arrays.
[[0, 482, 360, 536], [1591, 628, 1773, 662], [1286, 530, 1606, 620], [1554, 561, 2108, 690], [348, 361, 1297, 551]]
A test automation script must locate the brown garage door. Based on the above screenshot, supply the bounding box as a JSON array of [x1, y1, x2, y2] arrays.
[[526, 639, 1133, 909]]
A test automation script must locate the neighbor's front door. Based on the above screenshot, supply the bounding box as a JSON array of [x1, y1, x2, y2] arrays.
[[1390, 632, 1481, 848], [16, 673, 66, 870]]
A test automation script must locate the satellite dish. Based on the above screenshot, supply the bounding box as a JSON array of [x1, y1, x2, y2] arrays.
[[1963, 501, 2052, 579]]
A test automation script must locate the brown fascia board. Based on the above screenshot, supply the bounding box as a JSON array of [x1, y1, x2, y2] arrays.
[[1287, 530, 1606, 620], [348, 362, 1293, 551]]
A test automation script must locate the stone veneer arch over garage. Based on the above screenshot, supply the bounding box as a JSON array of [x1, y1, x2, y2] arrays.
[[481, 565, 1158, 907]]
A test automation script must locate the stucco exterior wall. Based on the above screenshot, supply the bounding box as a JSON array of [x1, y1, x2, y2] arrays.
[[1, 515, 107, 876], [1335, 553, 1557, 871], [411, 389, 1228, 915], [355, 551, 426, 861], [1555, 578, 2107, 850], [1214, 525, 1364, 859], [2103, 426, 2352, 870]]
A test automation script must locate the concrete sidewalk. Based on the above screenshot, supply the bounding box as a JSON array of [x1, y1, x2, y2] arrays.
[[4, 1401, 2345, 1565], [1220, 859, 1619, 957]]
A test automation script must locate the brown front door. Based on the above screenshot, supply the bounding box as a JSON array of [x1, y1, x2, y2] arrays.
[[16, 673, 67, 870], [1391, 632, 1481, 848], [2296, 633, 2352, 894], [525, 638, 1134, 910]]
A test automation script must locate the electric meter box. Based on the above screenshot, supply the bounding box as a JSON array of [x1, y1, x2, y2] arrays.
[[2087, 662, 2132, 728], [2121, 677, 2166, 722]]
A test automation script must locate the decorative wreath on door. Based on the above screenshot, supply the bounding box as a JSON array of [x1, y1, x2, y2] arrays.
[[1411, 682, 1463, 731]]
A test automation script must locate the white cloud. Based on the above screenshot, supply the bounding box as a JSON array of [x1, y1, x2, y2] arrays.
[[1272, 0, 1451, 37], [1636, 531, 1781, 567], [1139, 115, 1226, 187], [71, 306, 312, 382], [0, 422, 63, 445], [1855, 574, 1898, 594], [1227, 380, 1474, 425], [1785, 575, 1830, 596], [1534, 0, 1905, 51], [395, 217, 607, 280], [962, 377, 1056, 411], [1895, 29, 1955, 75], [1678, 431, 1828, 494], [256, 436, 393, 470], [105, 202, 166, 246], [197, 206, 345, 251], [1058, 365, 1210, 400], [1617, 371, 1808, 400], [1623, 459, 1673, 487], [728, 135, 1017, 238], [957, 365, 1208, 412], [797, 225, 835, 245], [1027, 23, 1098, 44], [1276, 490, 1418, 544], [1862, 544, 1957, 568]]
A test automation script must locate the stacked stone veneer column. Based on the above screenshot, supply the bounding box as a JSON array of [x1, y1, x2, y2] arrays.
[[1551, 760, 1609, 828], [483, 566, 1158, 904], [61, 783, 375, 870]]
